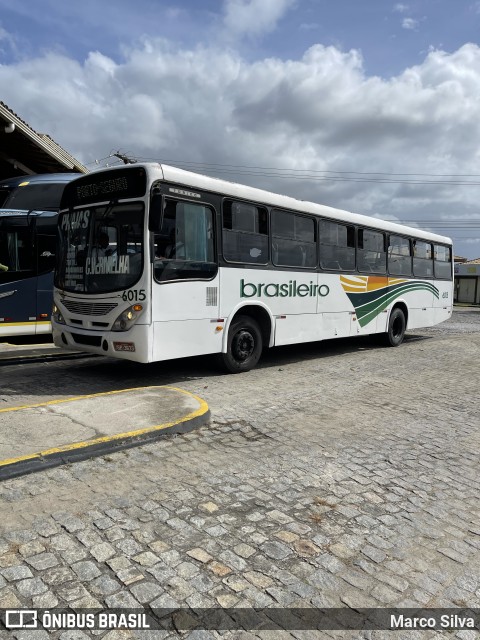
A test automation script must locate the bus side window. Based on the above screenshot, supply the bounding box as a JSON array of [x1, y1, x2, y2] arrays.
[[434, 244, 452, 279], [0, 227, 35, 282], [413, 240, 433, 277], [388, 235, 412, 276], [271, 210, 316, 268], [319, 220, 355, 271], [357, 229, 386, 274], [0, 222, 10, 273], [154, 199, 217, 282], [222, 200, 268, 264]]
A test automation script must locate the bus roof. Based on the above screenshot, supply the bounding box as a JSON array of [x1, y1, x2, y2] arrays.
[[68, 162, 453, 246], [159, 164, 452, 246]]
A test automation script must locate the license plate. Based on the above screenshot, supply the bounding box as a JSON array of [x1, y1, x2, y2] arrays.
[[113, 342, 136, 352]]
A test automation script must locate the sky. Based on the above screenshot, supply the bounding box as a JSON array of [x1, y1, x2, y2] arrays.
[[1, 0, 480, 259]]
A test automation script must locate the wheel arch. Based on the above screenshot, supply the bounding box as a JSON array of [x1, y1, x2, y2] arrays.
[[388, 300, 409, 330], [222, 303, 274, 353]]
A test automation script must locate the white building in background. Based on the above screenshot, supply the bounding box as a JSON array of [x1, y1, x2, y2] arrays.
[[455, 259, 480, 304]]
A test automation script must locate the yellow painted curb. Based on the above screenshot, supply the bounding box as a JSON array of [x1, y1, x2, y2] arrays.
[[0, 386, 209, 471]]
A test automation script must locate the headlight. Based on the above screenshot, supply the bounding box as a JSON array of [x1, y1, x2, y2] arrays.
[[112, 304, 144, 332], [52, 304, 65, 325]]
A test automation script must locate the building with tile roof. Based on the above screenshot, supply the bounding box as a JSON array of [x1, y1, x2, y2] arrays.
[[0, 101, 87, 178]]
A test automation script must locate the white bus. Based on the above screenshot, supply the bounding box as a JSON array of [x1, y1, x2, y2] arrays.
[[52, 164, 453, 372]]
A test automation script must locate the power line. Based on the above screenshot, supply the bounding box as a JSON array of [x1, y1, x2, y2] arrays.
[[85, 154, 480, 187], [133, 157, 480, 179], [81, 154, 480, 237], [397, 221, 480, 226], [132, 156, 480, 186]]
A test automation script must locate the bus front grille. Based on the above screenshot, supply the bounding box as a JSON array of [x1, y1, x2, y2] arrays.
[[62, 301, 118, 316], [71, 333, 102, 347]]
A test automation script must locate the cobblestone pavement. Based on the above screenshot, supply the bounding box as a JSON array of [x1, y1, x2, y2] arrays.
[[0, 308, 479, 639]]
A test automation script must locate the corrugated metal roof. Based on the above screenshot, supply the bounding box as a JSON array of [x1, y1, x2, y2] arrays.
[[0, 100, 88, 178]]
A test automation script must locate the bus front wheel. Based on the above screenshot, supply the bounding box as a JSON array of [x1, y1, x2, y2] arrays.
[[384, 307, 406, 347], [219, 315, 263, 373]]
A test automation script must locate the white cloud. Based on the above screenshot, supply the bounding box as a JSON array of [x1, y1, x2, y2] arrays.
[[1, 38, 480, 257], [0, 25, 19, 59], [393, 3, 410, 13], [222, 0, 296, 38], [402, 17, 419, 30]]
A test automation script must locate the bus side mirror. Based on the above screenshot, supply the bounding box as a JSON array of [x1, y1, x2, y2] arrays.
[[149, 191, 162, 233]]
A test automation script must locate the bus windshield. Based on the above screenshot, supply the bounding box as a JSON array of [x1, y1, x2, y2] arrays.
[[56, 202, 144, 293], [0, 182, 67, 211]]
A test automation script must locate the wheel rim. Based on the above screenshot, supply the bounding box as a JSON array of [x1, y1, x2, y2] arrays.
[[232, 329, 255, 362]]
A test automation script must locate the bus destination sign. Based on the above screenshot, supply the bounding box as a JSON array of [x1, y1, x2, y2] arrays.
[[61, 167, 147, 208]]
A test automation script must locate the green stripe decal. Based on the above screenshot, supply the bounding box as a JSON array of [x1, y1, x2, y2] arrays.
[[343, 280, 439, 327]]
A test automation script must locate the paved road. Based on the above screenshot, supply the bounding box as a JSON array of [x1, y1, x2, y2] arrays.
[[0, 309, 479, 638]]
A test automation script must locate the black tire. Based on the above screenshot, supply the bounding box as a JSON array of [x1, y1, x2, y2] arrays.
[[219, 315, 263, 373], [384, 307, 406, 347]]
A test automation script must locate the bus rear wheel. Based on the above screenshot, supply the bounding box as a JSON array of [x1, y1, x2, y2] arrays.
[[219, 315, 263, 373], [384, 307, 406, 347]]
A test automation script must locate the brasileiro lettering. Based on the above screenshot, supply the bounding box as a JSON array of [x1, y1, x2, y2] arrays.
[[86, 255, 130, 275], [240, 279, 330, 298]]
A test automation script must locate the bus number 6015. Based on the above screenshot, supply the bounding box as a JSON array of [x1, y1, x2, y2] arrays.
[[122, 289, 146, 302]]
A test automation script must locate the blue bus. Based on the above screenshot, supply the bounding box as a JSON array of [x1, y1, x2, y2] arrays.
[[0, 173, 80, 337]]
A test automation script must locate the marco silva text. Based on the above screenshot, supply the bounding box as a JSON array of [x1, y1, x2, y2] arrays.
[[391, 613, 476, 630]]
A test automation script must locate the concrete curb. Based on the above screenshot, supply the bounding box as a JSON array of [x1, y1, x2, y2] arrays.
[[0, 351, 96, 366], [0, 386, 210, 481], [0, 343, 92, 366]]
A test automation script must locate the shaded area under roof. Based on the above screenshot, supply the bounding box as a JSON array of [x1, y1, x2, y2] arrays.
[[0, 101, 87, 179]]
